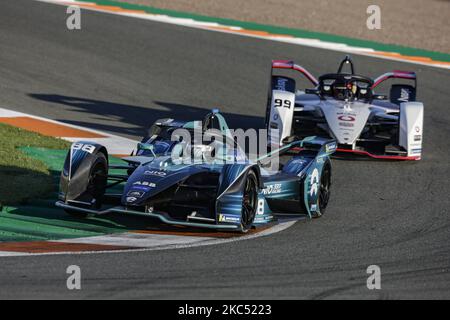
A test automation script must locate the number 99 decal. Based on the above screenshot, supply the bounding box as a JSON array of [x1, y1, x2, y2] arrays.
[[274, 98, 291, 109]]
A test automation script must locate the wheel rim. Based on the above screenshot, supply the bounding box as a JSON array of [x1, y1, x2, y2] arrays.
[[87, 163, 106, 206], [319, 166, 331, 212], [242, 175, 257, 231]]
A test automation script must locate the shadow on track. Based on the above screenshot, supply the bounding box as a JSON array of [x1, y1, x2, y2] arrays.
[[0, 165, 54, 207], [28, 94, 264, 138], [0, 165, 142, 235]]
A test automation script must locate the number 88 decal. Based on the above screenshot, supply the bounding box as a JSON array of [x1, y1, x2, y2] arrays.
[[72, 142, 96, 154], [309, 168, 320, 197]]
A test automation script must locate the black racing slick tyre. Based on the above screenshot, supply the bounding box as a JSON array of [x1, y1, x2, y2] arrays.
[[240, 170, 258, 233], [65, 152, 108, 218], [313, 163, 331, 219]]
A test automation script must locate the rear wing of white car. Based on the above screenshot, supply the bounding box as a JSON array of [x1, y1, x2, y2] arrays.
[[271, 60, 318, 86], [372, 70, 417, 89]]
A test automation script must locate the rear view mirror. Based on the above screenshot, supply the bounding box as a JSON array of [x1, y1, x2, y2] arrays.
[[305, 88, 320, 95]]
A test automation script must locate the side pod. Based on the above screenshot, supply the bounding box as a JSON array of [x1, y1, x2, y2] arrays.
[[399, 102, 423, 158]]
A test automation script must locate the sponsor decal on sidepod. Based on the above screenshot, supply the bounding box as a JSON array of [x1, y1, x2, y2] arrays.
[[218, 214, 241, 223]]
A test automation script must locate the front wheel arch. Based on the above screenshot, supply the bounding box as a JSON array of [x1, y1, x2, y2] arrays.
[[302, 159, 332, 219]]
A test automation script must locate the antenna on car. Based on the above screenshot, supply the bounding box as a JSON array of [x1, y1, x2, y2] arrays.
[[337, 55, 354, 74], [137, 143, 156, 158]]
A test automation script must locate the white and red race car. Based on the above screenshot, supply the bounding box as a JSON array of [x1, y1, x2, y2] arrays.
[[265, 56, 423, 160]]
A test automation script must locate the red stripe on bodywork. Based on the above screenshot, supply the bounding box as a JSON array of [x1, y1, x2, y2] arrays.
[[336, 148, 420, 160], [372, 71, 416, 89], [272, 60, 319, 86], [0, 241, 135, 253]]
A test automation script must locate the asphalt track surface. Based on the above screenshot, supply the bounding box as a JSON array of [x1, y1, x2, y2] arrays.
[[0, 0, 449, 299]]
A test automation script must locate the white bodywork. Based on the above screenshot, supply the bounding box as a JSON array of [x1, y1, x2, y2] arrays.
[[268, 89, 424, 159], [268, 89, 296, 148], [319, 100, 372, 145], [399, 102, 424, 157], [293, 94, 400, 146]]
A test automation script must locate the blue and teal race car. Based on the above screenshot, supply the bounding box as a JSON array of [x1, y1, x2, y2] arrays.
[[56, 110, 336, 232]]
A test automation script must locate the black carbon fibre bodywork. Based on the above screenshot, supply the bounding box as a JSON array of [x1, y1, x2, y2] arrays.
[[59, 141, 108, 205]]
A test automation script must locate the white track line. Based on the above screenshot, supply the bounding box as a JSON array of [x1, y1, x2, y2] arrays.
[[56, 232, 216, 248], [0, 252, 28, 257], [0, 221, 298, 257]]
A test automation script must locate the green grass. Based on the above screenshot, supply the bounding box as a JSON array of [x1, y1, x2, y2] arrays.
[[0, 123, 70, 205]]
